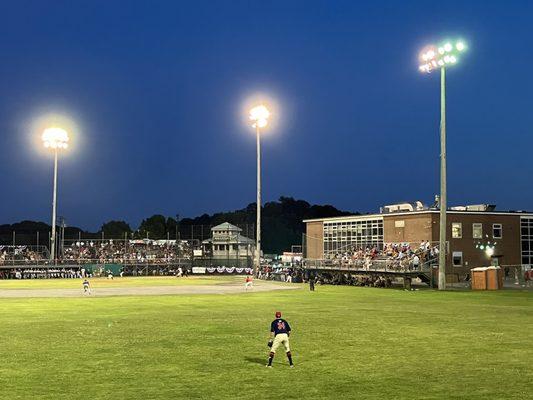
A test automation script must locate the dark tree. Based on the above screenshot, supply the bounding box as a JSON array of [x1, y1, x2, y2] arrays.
[[2, 197, 355, 252], [138, 215, 168, 239], [100, 220, 132, 239]]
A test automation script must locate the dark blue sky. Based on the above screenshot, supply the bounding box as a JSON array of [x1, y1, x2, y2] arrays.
[[1, 1, 532, 230]]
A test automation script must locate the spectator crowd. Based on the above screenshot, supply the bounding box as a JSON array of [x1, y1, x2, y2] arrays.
[[324, 241, 439, 272], [0, 246, 45, 265], [62, 240, 192, 264], [0, 240, 194, 266]]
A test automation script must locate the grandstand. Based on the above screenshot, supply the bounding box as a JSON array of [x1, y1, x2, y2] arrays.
[[303, 241, 439, 287], [0, 223, 257, 278]]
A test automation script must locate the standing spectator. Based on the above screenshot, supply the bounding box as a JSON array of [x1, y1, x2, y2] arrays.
[[412, 255, 420, 271], [525, 268, 532, 288]]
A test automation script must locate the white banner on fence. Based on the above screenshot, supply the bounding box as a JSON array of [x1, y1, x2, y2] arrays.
[[192, 267, 206, 274], [199, 267, 253, 274]]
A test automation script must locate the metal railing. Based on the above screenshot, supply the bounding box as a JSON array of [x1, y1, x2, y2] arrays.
[[304, 256, 437, 274]]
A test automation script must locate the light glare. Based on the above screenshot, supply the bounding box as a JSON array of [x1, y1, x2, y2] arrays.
[[249, 105, 270, 129], [419, 39, 468, 73], [256, 119, 268, 128], [42, 127, 69, 150]]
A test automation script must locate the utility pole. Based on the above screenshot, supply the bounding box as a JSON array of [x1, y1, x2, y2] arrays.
[[438, 66, 447, 290], [255, 124, 261, 276]]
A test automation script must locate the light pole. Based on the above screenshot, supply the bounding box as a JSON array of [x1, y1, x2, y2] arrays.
[[419, 40, 466, 290], [42, 127, 69, 264], [249, 104, 270, 276]]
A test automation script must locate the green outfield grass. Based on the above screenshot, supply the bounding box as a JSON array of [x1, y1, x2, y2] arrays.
[[0, 275, 238, 289], [0, 283, 531, 400]]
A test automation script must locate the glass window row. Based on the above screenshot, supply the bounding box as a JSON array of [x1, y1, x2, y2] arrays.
[[521, 218, 533, 266], [451, 222, 502, 239]]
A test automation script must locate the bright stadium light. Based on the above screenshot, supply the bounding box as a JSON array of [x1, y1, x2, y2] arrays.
[[418, 40, 466, 73], [418, 39, 468, 290], [249, 103, 271, 276], [42, 126, 70, 264], [249, 105, 270, 129], [42, 127, 69, 149]]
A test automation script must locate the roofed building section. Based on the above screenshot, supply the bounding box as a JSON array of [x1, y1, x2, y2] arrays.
[[211, 222, 242, 232], [304, 202, 533, 283]]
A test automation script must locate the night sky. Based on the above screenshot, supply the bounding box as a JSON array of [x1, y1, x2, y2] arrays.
[[1, 1, 532, 230]]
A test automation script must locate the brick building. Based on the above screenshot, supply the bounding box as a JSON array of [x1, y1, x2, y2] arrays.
[[304, 203, 533, 282]]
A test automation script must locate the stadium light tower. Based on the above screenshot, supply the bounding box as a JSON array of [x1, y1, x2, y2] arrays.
[[419, 40, 467, 290], [42, 127, 69, 264], [249, 104, 270, 276]]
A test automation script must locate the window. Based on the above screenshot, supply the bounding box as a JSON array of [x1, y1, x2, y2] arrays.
[[322, 219, 384, 258], [452, 251, 463, 267], [493, 224, 503, 239], [472, 223, 483, 239], [452, 223, 462, 238]]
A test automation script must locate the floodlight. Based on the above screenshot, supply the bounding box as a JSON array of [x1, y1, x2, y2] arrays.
[[249, 105, 270, 129], [42, 127, 69, 149]]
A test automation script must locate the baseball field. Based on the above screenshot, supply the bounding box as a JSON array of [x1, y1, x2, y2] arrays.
[[0, 276, 531, 400]]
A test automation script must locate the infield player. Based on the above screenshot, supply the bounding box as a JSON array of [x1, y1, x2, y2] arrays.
[[82, 279, 91, 295], [266, 311, 294, 368], [245, 275, 253, 290]]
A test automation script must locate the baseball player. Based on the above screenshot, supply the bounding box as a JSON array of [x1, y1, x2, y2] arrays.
[[266, 311, 294, 368], [82, 279, 91, 295], [244, 275, 253, 290]]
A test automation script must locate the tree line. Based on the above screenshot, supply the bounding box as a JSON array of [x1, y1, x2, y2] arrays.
[[0, 197, 355, 254]]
